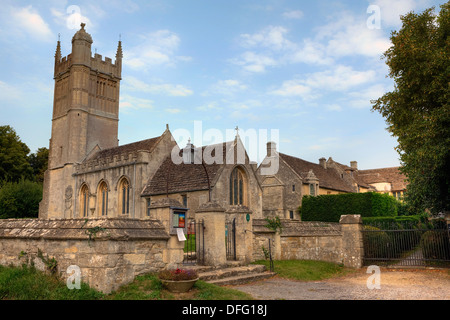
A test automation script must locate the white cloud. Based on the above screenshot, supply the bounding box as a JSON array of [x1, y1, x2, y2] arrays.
[[0, 81, 22, 102], [289, 39, 333, 65], [303, 65, 376, 91], [240, 26, 294, 51], [119, 94, 154, 111], [233, 51, 278, 73], [326, 104, 342, 112], [123, 76, 193, 97], [51, 6, 93, 31], [372, 0, 432, 27], [347, 84, 390, 109], [165, 108, 182, 114], [271, 65, 377, 99], [124, 30, 189, 70], [270, 80, 312, 97], [11, 5, 53, 41], [283, 10, 304, 20], [204, 79, 247, 96], [314, 11, 391, 59]]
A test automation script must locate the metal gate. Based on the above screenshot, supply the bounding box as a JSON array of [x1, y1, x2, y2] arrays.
[[226, 218, 236, 260], [362, 220, 450, 267], [183, 219, 205, 265]]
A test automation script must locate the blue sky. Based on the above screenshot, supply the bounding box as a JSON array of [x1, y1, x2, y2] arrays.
[[0, 0, 445, 170]]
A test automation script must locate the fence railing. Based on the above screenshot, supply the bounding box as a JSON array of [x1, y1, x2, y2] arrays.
[[183, 219, 204, 265], [362, 220, 450, 267]]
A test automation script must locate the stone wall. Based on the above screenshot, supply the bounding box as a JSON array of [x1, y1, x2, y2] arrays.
[[252, 215, 364, 268], [0, 218, 170, 293]]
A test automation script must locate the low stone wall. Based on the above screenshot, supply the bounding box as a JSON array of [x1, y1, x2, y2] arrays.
[[279, 220, 342, 263], [252, 215, 364, 268], [0, 218, 170, 293]]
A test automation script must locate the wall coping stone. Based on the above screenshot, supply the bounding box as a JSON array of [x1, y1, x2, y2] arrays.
[[0, 218, 170, 241], [339, 215, 362, 224]]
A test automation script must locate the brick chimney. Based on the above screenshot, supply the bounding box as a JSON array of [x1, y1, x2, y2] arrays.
[[350, 161, 358, 170]]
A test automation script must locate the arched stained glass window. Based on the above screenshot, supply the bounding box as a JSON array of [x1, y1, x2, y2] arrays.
[[98, 181, 108, 216], [119, 178, 130, 215], [229, 167, 247, 205], [80, 184, 89, 217]]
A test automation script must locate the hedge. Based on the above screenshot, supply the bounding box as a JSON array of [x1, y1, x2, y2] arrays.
[[300, 192, 398, 223]]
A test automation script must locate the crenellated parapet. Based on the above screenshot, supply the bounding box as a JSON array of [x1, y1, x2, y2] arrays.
[[75, 150, 151, 174]]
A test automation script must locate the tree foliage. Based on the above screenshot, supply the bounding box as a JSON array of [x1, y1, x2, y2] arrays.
[[28, 147, 49, 183], [0, 125, 48, 218], [372, 2, 450, 214], [0, 125, 33, 182], [0, 179, 43, 219]]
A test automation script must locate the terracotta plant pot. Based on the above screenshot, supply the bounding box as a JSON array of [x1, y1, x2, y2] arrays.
[[160, 278, 199, 293]]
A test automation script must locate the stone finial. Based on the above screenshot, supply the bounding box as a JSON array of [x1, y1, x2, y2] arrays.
[[55, 38, 61, 61], [116, 40, 123, 59]]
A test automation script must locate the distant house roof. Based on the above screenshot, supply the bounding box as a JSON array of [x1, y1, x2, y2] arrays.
[[142, 141, 238, 196], [279, 153, 355, 193], [86, 136, 161, 162], [356, 167, 407, 191]]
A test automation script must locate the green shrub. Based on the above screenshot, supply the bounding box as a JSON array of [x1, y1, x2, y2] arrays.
[[420, 230, 450, 262], [301, 192, 398, 222], [362, 225, 391, 260], [0, 179, 43, 219]]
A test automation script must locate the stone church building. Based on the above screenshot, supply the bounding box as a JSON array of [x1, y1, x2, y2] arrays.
[[39, 24, 264, 225], [0, 25, 378, 292], [39, 24, 396, 224]]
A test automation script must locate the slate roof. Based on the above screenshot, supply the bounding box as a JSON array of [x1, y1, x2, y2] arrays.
[[356, 167, 407, 191], [87, 136, 161, 162], [279, 153, 355, 193], [141, 141, 235, 196]]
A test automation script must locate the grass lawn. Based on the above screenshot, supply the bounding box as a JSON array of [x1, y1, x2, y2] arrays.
[[0, 264, 251, 300], [253, 259, 354, 281], [0, 260, 353, 300]]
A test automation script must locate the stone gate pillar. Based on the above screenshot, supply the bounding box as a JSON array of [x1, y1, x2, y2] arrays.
[[340, 214, 364, 268], [226, 205, 254, 264], [195, 201, 227, 267]]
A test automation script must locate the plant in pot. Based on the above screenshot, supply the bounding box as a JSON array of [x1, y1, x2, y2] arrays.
[[158, 268, 199, 293]]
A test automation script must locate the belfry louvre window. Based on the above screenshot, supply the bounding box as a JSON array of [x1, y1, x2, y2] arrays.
[[229, 167, 246, 205], [80, 184, 89, 217], [120, 179, 130, 215]]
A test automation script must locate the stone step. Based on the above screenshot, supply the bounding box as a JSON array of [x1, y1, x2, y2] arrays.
[[198, 264, 266, 281], [207, 272, 276, 286], [197, 264, 275, 286]]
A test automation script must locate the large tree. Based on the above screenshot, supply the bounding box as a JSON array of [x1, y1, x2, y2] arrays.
[[0, 125, 33, 182], [28, 147, 49, 183], [372, 2, 449, 215]]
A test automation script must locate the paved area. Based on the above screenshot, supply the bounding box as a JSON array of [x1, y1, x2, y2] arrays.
[[230, 269, 450, 300]]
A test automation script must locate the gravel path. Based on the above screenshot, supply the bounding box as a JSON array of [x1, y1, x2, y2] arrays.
[[230, 269, 450, 300]]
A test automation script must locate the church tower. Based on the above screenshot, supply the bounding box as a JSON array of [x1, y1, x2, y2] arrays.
[[40, 23, 123, 218], [50, 23, 122, 167]]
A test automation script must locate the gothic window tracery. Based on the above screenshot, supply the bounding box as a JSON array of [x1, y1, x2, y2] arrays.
[[229, 167, 247, 206], [119, 178, 130, 215], [80, 184, 89, 217]]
